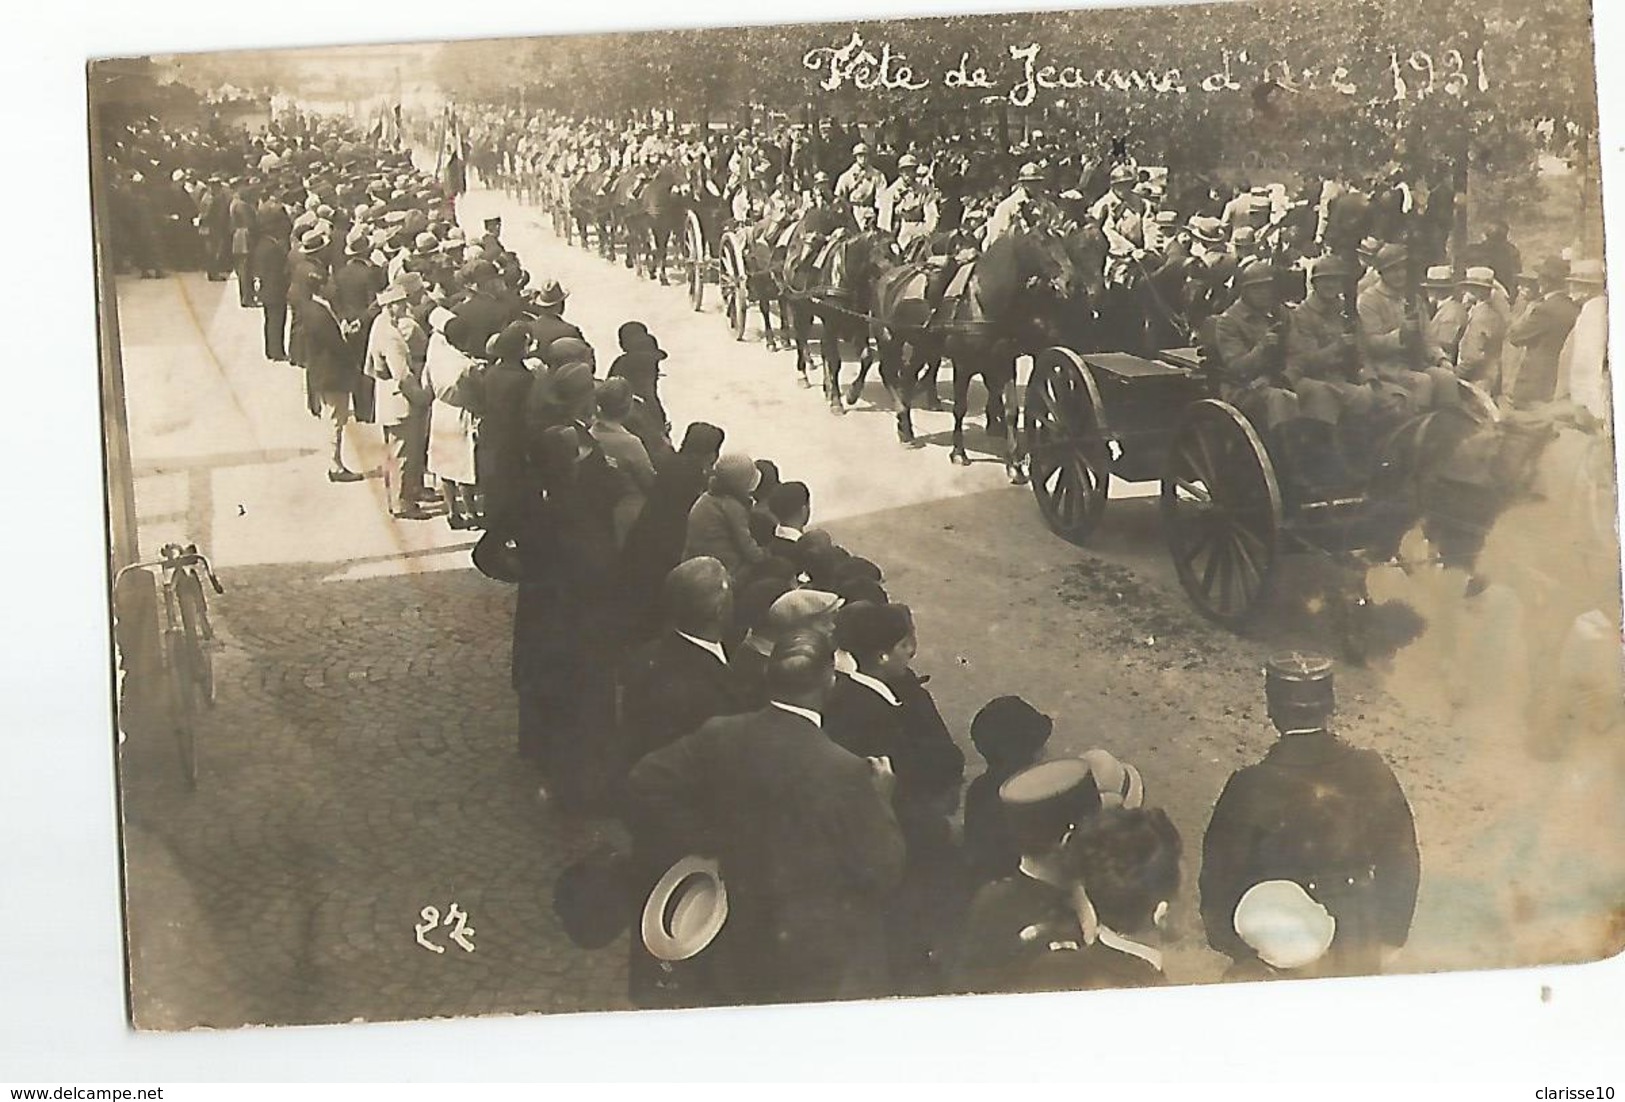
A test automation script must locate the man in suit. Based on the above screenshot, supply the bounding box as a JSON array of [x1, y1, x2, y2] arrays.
[[1200, 654, 1420, 977], [618, 557, 751, 768], [825, 600, 966, 992], [763, 481, 816, 569], [1507, 257, 1581, 407], [527, 279, 584, 351], [452, 259, 523, 353], [251, 219, 291, 362], [626, 629, 907, 1006]]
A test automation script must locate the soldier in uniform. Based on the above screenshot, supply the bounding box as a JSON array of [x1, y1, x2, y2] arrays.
[[982, 161, 1057, 245], [949, 758, 1102, 994], [1204, 259, 1300, 435], [1089, 163, 1151, 260], [1200, 654, 1421, 978], [1357, 243, 1459, 411], [1284, 254, 1378, 431], [833, 142, 886, 220], [877, 153, 936, 255]]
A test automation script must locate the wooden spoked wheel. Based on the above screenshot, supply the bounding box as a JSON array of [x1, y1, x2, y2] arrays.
[[1161, 399, 1283, 627], [685, 210, 706, 311], [721, 233, 749, 341], [1024, 347, 1112, 545]]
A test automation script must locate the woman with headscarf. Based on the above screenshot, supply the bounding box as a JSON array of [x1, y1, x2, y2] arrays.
[[423, 309, 482, 529], [619, 422, 725, 642], [683, 452, 769, 579]]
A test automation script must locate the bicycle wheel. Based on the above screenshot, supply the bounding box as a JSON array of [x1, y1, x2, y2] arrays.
[[167, 629, 198, 790], [175, 573, 215, 706]]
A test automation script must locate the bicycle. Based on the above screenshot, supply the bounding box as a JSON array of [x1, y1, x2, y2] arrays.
[[112, 543, 224, 789]]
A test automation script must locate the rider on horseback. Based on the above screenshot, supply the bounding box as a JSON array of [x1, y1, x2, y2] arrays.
[[982, 161, 1053, 246]]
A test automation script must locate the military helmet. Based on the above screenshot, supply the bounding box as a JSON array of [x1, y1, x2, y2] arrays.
[[1238, 259, 1278, 289]]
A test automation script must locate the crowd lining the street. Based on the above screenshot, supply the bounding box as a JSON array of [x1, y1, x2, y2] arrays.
[[122, 103, 1625, 1008]]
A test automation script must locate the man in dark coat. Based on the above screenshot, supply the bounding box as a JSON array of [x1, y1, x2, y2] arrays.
[[1200, 654, 1420, 977], [454, 259, 524, 353], [825, 600, 966, 992], [1507, 256, 1582, 407], [252, 226, 291, 361], [527, 279, 584, 350], [626, 629, 907, 1006], [618, 557, 752, 769], [299, 282, 364, 482], [329, 239, 386, 424], [229, 184, 258, 305]]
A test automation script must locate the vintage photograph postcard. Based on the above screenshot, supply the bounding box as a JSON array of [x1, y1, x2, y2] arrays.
[[87, 0, 1622, 1031]]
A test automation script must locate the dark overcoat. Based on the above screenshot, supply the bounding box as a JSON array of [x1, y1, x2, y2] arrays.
[[625, 705, 907, 1006], [1199, 729, 1421, 974]]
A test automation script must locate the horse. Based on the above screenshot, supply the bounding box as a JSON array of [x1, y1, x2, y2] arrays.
[[625, 162, 690, 286], [568, 167, 616, 259], [738, 217, 794, 352], [777, 209, 889, 412], [871, 223, 1108, 482]]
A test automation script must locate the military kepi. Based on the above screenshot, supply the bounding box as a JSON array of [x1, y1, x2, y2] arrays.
[[1264, 652, 1335, 727], [998, 758, 1102, 853]]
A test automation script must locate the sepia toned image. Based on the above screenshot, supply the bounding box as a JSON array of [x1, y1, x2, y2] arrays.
[[88, 0, 1622, 1033]]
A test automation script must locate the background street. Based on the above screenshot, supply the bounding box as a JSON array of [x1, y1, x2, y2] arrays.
[[113, 181, 1625, 1030]]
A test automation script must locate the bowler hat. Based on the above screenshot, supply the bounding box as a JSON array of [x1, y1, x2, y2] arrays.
[[471, 531, 523, 584], [1018, 161, 1046, 184], [1109, 163, 1136, 185], [970, 695, 1054, 763], [559, 851, 633, 955], [1537, 256, 1570, 285]]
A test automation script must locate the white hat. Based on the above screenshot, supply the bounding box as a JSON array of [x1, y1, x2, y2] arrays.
[[1234, 880, 1336, 970], [641, 855, 728, 962], [1568, 259, 1605, 285], [1079, 749, 1144, 809]]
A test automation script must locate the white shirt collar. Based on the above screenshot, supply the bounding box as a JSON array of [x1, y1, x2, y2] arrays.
[[769, 700, 822, 728], [847, 670, 900, 707], [1096, 925, 1165, 973], [742, 630, 773, 658], [834, 649, 857, 676], [773, 525, 803, 542], [676, 631, 727, 665]]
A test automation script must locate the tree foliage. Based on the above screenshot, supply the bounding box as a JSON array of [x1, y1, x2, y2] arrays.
[[438, 0, 1596, 187]]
